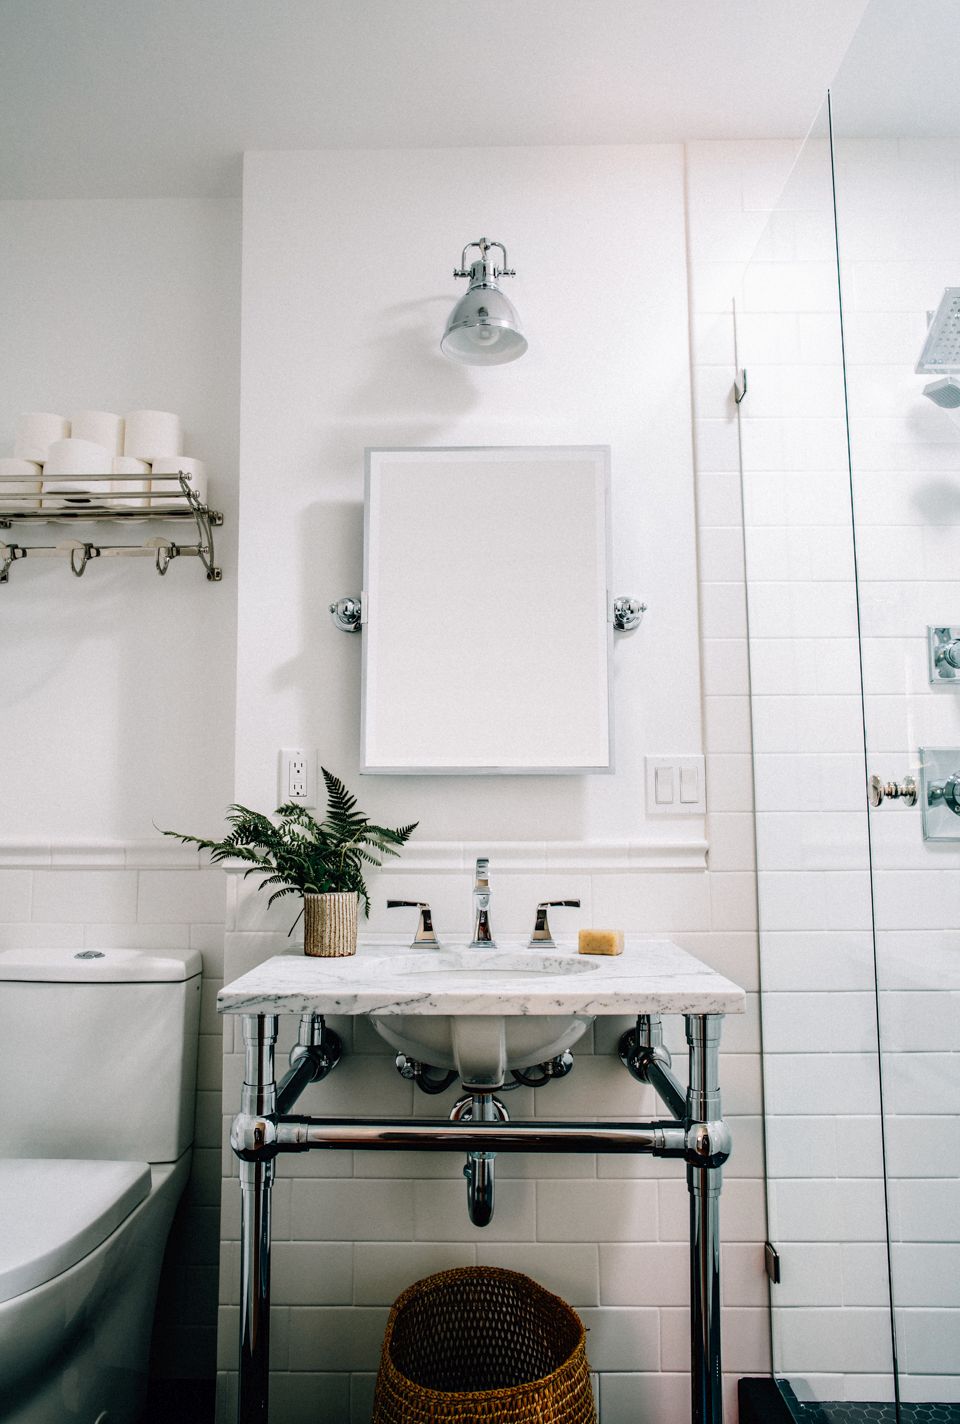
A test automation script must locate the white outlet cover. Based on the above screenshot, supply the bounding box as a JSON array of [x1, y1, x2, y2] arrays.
[[279, 748, 314, 807]]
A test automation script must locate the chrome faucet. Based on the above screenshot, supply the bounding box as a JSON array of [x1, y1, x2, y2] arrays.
[[469, 857, 495, 947]]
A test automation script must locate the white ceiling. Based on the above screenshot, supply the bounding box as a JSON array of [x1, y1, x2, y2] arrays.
[[0, 0, 872, 198]]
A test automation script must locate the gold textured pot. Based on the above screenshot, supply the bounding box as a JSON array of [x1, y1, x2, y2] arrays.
[[303, 892, 358, 958]]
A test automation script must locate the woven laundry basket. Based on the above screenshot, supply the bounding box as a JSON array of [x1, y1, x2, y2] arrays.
[[372, 1266, 596, 1424]]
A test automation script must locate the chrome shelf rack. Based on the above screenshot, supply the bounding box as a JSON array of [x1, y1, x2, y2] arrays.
[[0, 472, 223, 584]]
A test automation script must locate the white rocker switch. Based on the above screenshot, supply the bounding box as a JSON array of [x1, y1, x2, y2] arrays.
[[655, 766, 675, 804], [645, 755, 706, 815]]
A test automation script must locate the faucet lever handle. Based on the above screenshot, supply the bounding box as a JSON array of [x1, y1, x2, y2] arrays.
[[386, 900, 438, 946], [529, 899, 581, 947]]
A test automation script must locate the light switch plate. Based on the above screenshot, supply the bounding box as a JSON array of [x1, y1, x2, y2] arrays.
[[644, 756, 706, 815]]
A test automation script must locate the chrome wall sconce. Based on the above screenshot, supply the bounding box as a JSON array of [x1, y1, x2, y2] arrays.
[[441, 237, 527, 365]]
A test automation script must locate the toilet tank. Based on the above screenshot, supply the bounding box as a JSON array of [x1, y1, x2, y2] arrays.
[[0, 946, 202, 1163]]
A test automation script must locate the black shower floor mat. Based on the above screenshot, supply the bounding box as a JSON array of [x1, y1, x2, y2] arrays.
[[793, 1402, 960, 1424]]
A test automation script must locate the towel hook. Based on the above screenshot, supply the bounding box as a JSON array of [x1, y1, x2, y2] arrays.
[[68, 541, 100, 577], [154, 540, 179, 576]]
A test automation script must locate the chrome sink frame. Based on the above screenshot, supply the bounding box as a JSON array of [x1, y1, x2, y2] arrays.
[[227, 1009, 731, 1424]]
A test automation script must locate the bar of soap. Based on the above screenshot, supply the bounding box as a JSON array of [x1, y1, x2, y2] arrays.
[[578, 929, 624, 956]]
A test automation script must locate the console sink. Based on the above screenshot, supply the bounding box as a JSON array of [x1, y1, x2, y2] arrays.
[[218, 937, 745, 1088]]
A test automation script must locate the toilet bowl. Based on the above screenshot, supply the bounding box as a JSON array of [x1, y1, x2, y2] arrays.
[[0, 946, 201, 1424]]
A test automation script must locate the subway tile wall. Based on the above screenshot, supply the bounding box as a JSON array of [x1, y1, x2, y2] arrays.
[[690, 130, 960, 1406], [687, 131, 897, 1403], [835, 133, 960, 1405], [0, 847, 228, 1377]]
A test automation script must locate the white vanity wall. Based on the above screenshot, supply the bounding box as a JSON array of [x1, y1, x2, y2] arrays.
[[221, 143, 768, 1422], [0, 196, 240, 1375]]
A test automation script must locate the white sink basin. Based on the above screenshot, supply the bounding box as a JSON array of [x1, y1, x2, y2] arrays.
[[367, 950, 599, 1087], [218, 937, 746, 1091]]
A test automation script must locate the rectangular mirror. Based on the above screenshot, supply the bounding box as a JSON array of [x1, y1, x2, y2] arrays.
[[361, 445, 612, 774]]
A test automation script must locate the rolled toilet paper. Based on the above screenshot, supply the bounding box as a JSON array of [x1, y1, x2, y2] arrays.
[[111, 455, 151, 509], [124, 410, 183, 462], [14, 412, 70, 463], [0, 456, 42, 511], [42, 438, 112, 506], [71, 410, 124, 456], [150, 456, 207, 508]]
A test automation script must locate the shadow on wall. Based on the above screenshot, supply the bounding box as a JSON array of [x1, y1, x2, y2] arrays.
[[350, 295, 483, 430]]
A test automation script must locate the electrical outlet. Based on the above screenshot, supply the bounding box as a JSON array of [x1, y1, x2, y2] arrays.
[[279, 748, 313, 806]]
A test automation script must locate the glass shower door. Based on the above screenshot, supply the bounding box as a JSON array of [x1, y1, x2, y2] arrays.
[[737, 1, 960, 1414], [735, 93, 897, 1416], [831, 0, 960, 1407]]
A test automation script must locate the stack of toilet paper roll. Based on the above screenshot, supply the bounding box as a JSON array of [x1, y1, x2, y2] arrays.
[[0, 410, 207, 511]]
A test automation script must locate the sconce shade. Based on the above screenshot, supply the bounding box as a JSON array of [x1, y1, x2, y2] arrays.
[[441, 241, 527, 365], [441, 284, 527, 365]]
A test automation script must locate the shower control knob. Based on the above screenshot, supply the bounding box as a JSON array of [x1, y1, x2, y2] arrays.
[[868, 774, 917, 808], [927, 772, 960, 817]]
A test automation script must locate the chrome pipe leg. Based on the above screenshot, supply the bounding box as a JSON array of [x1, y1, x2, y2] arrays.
[[686, 1013, 724, 1424], [238, 1014, 278, 1423]]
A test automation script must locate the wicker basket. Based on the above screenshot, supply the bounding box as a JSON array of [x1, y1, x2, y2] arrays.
[[372, 1267, 596, 1424]]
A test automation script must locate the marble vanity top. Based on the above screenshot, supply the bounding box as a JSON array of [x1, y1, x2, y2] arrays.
[[217, 938, 745, 1017]]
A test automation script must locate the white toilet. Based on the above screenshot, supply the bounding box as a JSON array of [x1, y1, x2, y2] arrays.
[[0, 945, 201, 1424]]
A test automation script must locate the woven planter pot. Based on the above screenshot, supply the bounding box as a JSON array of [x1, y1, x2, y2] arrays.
[[373, 1267, 596, 1424], [302, 892, 358, 957]]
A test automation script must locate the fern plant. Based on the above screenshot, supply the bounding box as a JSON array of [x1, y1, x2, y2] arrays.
[[163, 768, 417, 920]]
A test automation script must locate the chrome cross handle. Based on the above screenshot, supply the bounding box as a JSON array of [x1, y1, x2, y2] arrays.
[[386, 900, 438, 946], [528, 899, 582, 947]]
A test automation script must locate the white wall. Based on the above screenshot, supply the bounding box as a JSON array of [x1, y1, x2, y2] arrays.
[[218, 144, 768, 1423], [0, 198, 240, 840], [235, 145, 703, 845], [0, 197, 241, 1375]]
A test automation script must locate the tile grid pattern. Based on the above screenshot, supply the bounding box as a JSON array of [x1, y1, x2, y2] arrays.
[[686, 133, 896, 1404], [689, 133, 960, 1406]]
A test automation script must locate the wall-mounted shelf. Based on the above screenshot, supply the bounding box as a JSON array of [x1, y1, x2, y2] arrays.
[[0, 472, 223, 584]]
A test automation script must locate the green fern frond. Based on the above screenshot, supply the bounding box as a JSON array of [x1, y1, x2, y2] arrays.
[[162, 775, 416, 930]]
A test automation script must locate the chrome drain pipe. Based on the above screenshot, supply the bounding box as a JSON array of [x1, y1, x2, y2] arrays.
[[451, 1093, 510, 1228], [619, 1013, 687, 1121], [276, 1013, 342, 1116]]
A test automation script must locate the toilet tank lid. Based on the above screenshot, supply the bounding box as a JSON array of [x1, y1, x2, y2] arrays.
[[0, 1158, 151, 1302], [0, 946, 202, 982]]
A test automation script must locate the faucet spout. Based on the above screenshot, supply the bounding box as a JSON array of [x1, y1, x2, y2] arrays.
[[469, 857, 495, 947]]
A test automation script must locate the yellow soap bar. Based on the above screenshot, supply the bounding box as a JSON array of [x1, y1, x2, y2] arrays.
[[578, 928, 624, 956]]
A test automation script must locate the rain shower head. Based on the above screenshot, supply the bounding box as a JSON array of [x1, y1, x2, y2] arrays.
[[923, 376, 960, 408], [917, 288, 960, 373]]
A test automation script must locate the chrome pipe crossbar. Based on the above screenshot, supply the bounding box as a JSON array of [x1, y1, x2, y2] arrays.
[[272, 1115, 687, 1157]]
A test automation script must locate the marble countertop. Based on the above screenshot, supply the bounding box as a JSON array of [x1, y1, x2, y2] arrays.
[[217, 937, 745, 1017]]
